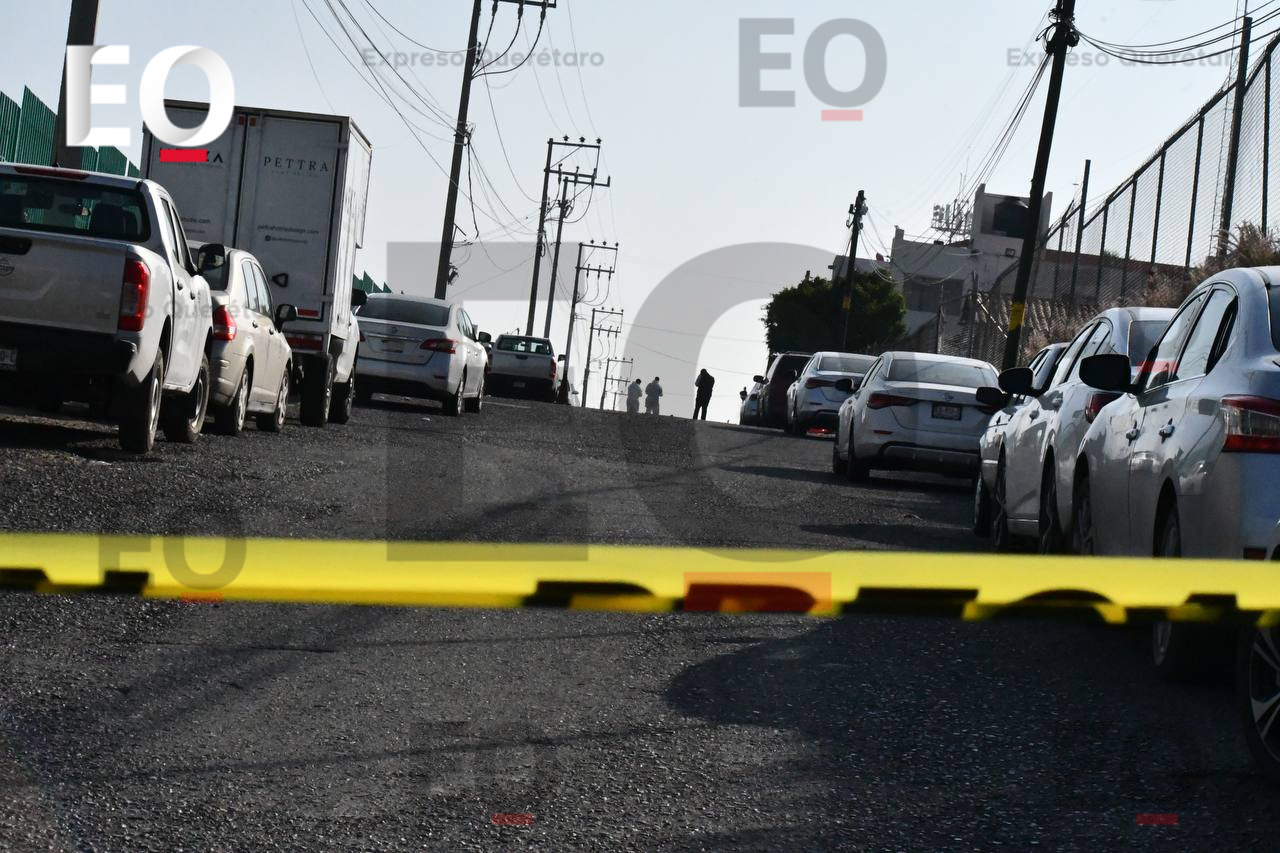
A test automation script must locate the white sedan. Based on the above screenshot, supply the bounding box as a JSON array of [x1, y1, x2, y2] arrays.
[[784, 351, 876, 434], [832, 352, 999, 481], [1072, 268, 1280, 684]]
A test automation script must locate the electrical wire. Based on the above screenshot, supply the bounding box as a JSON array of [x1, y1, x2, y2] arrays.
[[360, 0, 471, 53]]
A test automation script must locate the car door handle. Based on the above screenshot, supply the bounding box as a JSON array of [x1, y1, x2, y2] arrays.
[[252, 321, 260, 329], [1028, 410, 1039, 420], [1126, 426, 1141, 442], [176, 281, 184, 291], [1158, 423, 1176, 440]]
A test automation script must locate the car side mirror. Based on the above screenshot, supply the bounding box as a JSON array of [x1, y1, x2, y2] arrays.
[[558, 354, 566, 362], [834, 378, 854, 393], [998, 367, 1035, 397], [752, 375, 765, 384], [976, 386, 1009, 409], [275, 303, 299, 328], [271, 272, 289, 289], [478, 331, 492, 344], [1079, 353, 1135, 393], [350, 288, 367, 308]]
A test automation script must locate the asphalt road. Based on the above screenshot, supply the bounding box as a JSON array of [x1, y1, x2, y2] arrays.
[[0, 395, 1277, 851]]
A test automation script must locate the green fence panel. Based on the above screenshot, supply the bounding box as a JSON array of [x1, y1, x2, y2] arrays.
[[0, 91, 20, 162], [96, 146, 126, 175], [13, 87, 54, 166]]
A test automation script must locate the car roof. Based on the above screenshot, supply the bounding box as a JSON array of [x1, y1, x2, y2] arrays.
[[880, 351, 995, 368], [367, 293, 450, 308], [1098, 306, 1177, 324]]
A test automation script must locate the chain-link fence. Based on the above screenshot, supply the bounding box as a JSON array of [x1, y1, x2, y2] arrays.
[[954, 29, 1280, 366]]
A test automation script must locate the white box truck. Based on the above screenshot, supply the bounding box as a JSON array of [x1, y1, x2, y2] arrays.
[[142, 102, 372, 427]]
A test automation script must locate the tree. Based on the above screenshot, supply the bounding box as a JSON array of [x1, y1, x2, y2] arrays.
[[763, 272, 906, 355]]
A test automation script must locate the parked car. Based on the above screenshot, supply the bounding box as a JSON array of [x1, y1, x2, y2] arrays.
[[974, 342, 1069, 541], [832, 352, 998, 481], [989, 307, 1174, 553], [755, 351, 813, 428], [0, 164, 213, 452], [353, 294, 487, 415], [488, 335, 558, 401], [1072, 269, 1280, 686], [197, 245, 299, 434], [739, 378, 766, 425], [784, 352, 877, 435]]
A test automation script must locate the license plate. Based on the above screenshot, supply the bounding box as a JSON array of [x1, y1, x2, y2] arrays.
[[932, 403, 962, 421], [383, 340, 403, 354], [513, 380, 526, 389], [0, 347, 15, 371]]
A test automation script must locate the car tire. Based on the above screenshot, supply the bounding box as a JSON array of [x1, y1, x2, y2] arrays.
[[974, 475, 993, 537], [118, 349, 164, 453], [300, 355, 333, 428], [329, 370, 355, 425], [213, 368, 250, 436], [845, 439, 869, 482], [1151, 505, 1232, 681], [161, 353, 210, 445], [992, 458, 1013, 552], [465, 372, 484, 413], [1238, 624, 1280, 782], [256, 371, 289, 433], [831, 439, 847, 476], [1038, 463, 1065, 554], [1071, 470, 1095, 555], [443, 373, 465, 417]]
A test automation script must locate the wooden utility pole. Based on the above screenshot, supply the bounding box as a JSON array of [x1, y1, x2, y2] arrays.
[[841, 190, 867, 352], [582, 308, 623, 408], [1218, 14, 1253, 260], [52, 0, 100, 169], [1000, 0, 1079, 370], [560, 241, 618, 402]]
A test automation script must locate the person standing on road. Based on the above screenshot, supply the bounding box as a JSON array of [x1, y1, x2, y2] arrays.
[[626, 379, 643, 414], [645, 377, 663, 415], [693, 369, 716, 420]]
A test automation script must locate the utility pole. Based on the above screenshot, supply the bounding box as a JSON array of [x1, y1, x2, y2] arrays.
[[1218, 14, 1253, 260], [1000, 0, 1079, 370], [602, 358, 634, 411], [52, 0, 100, 169], [436, 0, 557, 299], [582, 307, 623, 407], [841, 191, 867, 352], [560, 241, 618, 402], [542, 177, 571, 337], [526, 136, 607, 333]]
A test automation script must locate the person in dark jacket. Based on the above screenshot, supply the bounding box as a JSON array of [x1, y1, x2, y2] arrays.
[[693, 369, 716, 420]]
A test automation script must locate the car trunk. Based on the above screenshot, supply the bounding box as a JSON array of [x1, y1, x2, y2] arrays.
[[358, 317, 449, 366], [881, 381, 988, 434]]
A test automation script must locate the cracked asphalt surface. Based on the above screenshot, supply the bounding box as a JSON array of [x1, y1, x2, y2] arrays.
[[0, 396, 1277, 850]]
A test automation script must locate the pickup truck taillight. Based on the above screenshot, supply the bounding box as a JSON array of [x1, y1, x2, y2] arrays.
[[1222, 396, 1280, 452], [421, 338, 457, 354], [212, 304, 237, 341], [118, 258, 150, 332]]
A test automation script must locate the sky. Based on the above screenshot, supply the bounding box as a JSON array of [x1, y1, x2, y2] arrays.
[[0, 0, 1257, 421]]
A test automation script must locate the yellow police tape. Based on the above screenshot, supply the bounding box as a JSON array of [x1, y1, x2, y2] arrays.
[[0, 533, 1277, 625]]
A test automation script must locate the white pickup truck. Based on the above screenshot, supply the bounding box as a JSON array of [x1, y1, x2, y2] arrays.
[[0, 165, 214, 452], [487, 335, 560, 401]]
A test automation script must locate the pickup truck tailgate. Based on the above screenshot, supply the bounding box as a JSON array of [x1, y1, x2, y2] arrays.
[[491, 351, 554, 379], [0, 228, 128, 334]]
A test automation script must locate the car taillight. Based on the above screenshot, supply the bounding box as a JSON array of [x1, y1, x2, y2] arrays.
[[421, 338, 457, 354], [805, 378, 834, 389], [867, 392, 916, 409], [549, 363, 558, 379], [118, 258, 150, 332], [212, 304, 237, 341], [1223, 396, 1280, 452], [1084, 392, 1121, 423]]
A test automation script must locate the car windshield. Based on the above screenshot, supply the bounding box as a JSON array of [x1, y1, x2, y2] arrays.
[[0, 174, 149, 242], [818, 355, 876, 373], [1127, 319, 1168, 365], [360, 297, 450, 327], [498, 337, 553, 355], [887, 358, 998, 388]]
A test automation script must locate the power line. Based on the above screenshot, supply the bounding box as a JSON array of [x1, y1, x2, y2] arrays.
[[360, 0, 471, 53]]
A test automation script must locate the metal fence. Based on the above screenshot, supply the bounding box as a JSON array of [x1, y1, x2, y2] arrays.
[[0, 85, 138, 176], [954, 27, 1280, 366]]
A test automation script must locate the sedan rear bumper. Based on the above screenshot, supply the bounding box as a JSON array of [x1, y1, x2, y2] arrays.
[[357, 355, 456, 400], [873, 442, 980, 476]]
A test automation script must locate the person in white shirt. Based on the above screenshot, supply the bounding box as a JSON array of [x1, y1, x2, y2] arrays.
[[626, 379, 643, 414], [644, 377, 663, 415]]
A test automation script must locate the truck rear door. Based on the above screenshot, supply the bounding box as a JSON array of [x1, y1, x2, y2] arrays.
[[142, 105, 244, 246]]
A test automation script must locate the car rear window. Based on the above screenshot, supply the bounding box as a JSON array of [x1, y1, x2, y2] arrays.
[[772, 355, 809, 377], [887, 358, 998, 388], [1270, 285, 1280, 351], [497, 337, 553, 355], [818, 355, 876, 373], [360, 297, 450, 327], [0, 175, 149, 242], [1127, 319, 1168, 366]]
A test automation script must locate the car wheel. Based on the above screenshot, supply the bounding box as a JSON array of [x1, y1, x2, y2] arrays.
[[1071, 470, 1095, 555], [1238, 624, 1280, 782], [1037, 464, 1065, 554], [256, 371, 289, 433], [992, 458, 1012, 552], [443, 373, 465, 417], [1151, 505, 1233, 681], [213, 368, 250, 436], [161, 353, 210, 444], [831, 438, 847, 476], [118, 349, 164, 453], [300, 355, 333, 428], [465, 372, 484, 413], [329, 370, 355, 425], [974, 475, 993, 538]]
